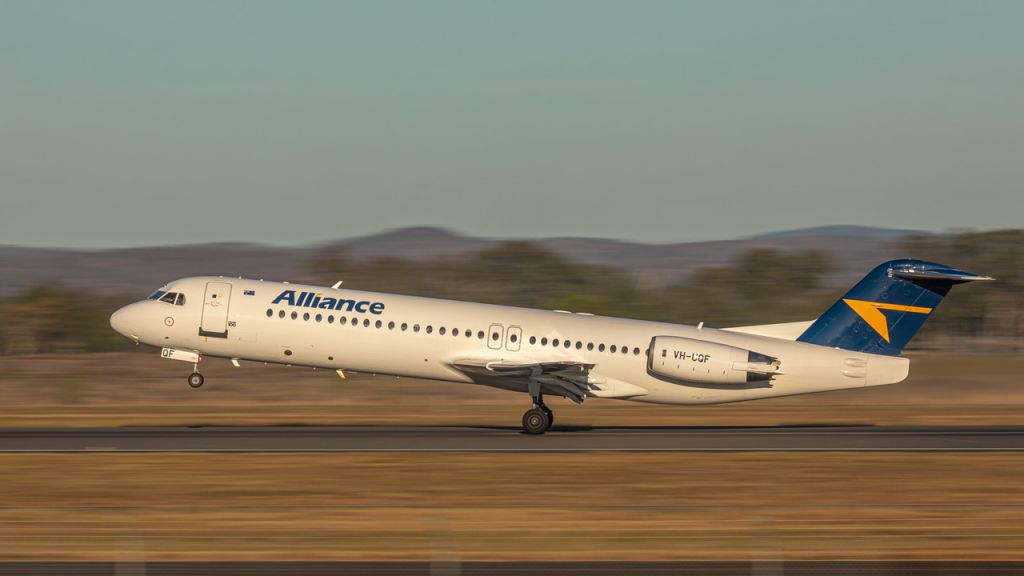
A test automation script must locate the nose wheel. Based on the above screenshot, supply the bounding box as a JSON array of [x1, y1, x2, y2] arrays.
[[187, 372, 205, 389]]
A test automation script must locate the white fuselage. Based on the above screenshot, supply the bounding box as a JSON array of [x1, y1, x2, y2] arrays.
[[110, 276, 911, 405]]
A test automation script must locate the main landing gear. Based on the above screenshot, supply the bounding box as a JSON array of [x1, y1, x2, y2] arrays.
[[522, 391, 555, 435]]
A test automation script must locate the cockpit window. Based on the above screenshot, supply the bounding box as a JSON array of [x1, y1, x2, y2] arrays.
[[149, 289, 185, 305]]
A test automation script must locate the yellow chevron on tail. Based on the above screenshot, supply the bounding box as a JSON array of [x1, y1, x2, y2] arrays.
[[842, 299, 932, 343]]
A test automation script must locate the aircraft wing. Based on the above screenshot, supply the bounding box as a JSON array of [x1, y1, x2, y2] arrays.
[[450, 358, 648, 403]]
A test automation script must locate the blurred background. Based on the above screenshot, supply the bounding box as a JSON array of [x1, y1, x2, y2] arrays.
[[1, 225, 1021, 356], [1, 0, 1022, 570]]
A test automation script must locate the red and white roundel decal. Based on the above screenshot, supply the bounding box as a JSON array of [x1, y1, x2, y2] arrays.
[[164, 316, 174, 327]]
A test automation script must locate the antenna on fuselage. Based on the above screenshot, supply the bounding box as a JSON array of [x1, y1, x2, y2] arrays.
[[331, 281, 343, 289]]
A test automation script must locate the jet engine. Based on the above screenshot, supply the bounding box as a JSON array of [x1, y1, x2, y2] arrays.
[[647, 336, 782, 385]]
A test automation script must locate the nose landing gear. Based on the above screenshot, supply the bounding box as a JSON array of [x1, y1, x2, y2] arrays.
[[161, 348, 205, 389]]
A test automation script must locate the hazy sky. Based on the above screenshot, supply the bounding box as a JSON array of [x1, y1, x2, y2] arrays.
[[2, 1, 1022, 247]]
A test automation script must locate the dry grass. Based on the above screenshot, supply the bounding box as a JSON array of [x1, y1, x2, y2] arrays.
[[0, 452, 1022, 561]]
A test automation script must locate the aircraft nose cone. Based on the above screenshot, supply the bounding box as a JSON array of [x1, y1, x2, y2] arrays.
[[110, 304, 141, 340]]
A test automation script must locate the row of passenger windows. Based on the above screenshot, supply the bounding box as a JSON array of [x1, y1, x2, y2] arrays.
[[528, 335, 644, 356], [264, 308, 647, 357], [266, 308, 487, 338]]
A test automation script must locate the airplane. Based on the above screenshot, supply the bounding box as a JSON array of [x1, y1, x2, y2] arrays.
[[110, 259, 991, 434]]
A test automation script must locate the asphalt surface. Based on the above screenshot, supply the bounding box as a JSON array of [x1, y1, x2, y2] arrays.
[[0, 425, 1023, 452]]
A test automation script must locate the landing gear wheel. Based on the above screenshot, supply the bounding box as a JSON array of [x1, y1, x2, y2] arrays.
[[187, 373, 205, 389], [522, 408, 550, 435], [541, 406, 554, 430]]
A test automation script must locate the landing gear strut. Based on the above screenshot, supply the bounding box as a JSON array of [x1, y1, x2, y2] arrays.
[[522, 386, 554, 434], [540, 403, 553, 430]]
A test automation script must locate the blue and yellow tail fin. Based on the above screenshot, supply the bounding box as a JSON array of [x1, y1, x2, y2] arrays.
[[797, 259, 991, 356]]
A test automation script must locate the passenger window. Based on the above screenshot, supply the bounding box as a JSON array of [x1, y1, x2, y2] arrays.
[[575, 341, 582, 350], [510, 334, 518, 343], [426, 326, 433, 334], [328, 315, 334, 324], [414, 324, 420, 333], [453, 328, 459, 337], [564, 340, 571, 349], [388, 321, 395, 330], [315, 314, 322, 323], [439, 327, 446, 335], [541, 337, 548, 346], [291, 312, 298, 320], [529, 336, 537, 345], [587, 343, 594, 351], [303, 313, 310, 321], [278, 310, 285, 319], [266, 309, 273, 318], [493, 332, 502, 342], [466, 330, 472, 338], [363, 319, 370, 327], [552, 339, 559, 347], [401, 323, 408, 331], [340, 317, 347, 325], [599, 344, 605, 352], [621, 346, 628, 355], [633, 347, 640, 355]]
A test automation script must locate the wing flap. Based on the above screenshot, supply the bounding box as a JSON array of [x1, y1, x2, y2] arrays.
[[449, 358, 647, 402]]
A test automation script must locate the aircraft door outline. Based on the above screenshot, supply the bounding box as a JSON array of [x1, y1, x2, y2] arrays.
[[506, 326, 522, 352], [199, 281, 233, 338], [487, 324, 504, 350]]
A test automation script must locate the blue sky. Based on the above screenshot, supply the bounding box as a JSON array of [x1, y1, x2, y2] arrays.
[[1, 1, 1022, 247]]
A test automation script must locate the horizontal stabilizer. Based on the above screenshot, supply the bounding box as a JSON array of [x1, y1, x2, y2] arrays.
[[892, 265, 994, 283], [724, 320, 815, 341]]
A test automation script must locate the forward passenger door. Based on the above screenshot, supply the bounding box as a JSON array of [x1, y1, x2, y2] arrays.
[[199, 281, 232, 338]]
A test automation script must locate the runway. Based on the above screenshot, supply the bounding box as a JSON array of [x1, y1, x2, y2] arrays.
[[1, 562, 1021, 576], [1, 425, 1023, 452]]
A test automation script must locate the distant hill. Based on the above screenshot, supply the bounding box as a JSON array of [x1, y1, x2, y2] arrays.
[[0, 225, 920, 297], [744, 225, 927, 241]]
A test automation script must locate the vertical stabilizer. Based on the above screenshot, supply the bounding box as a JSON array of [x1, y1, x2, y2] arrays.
[[796, 259, 991, 356]]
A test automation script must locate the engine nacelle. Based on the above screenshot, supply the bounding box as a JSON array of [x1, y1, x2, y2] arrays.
[[647, 336, 781, 385]]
